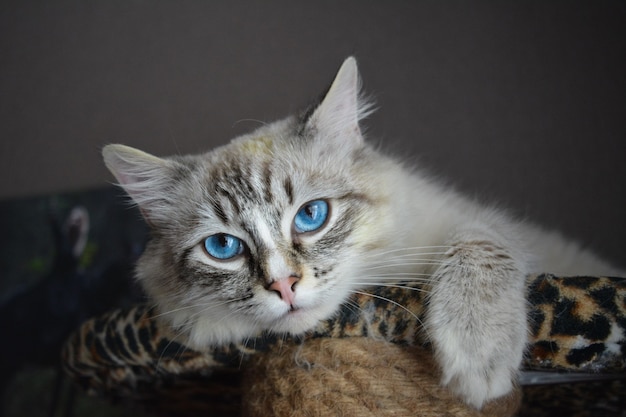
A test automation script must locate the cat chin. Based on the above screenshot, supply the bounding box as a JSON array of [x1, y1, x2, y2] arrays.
[[181, 298, 344, 349], [184, 316, 261, 349], [267, 300, 342, 335]]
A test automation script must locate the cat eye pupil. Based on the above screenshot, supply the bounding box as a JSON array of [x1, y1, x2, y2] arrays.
[[217, 235, 228, 247], [294, 200, 329, 233], [204, 233, 243, 260]]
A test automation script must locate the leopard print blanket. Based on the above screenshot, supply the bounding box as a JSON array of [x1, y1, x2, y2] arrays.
[[62, 274, 626, 415]]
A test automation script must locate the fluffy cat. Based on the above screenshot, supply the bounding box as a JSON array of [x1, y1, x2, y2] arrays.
[[103, 57, 621, 408]]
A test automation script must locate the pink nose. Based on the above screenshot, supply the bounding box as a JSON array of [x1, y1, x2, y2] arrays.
[[268, 276, 299, 306]]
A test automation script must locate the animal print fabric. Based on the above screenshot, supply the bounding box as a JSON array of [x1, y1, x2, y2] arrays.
[[62, 274, 625, 414], [525, 274, 625, 371]]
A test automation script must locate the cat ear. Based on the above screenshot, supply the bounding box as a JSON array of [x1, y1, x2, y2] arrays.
[[305, 57, 372, 145], [102, 144, 178, 225]]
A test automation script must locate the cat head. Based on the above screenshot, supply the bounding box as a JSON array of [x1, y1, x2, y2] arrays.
[[103, 57, 400, 347]]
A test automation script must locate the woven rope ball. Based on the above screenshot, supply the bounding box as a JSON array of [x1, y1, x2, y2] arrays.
[[241, 337, 521, 417]]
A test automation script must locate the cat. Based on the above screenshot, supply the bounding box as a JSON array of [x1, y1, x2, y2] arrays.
[[102, 57, 622, 408]]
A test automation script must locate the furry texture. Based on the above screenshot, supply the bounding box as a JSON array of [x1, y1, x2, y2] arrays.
[[102, 57, 621, 408]]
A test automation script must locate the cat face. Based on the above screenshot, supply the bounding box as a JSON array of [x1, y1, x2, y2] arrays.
[[103, 58, 396, 347]]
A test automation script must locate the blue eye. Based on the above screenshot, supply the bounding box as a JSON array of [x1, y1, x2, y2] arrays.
[[294, 200, 329, 233], [204, 234, 244, 260]]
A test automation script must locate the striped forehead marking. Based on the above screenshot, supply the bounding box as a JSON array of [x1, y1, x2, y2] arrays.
[[251, 210, 292, 280], [253, 211, 277, 250]]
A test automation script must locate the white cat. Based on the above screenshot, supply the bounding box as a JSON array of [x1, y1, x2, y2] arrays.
[[103, 57, 621, 408]]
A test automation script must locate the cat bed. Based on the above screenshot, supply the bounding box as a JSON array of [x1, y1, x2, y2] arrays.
[[62, 274, 626, 416]]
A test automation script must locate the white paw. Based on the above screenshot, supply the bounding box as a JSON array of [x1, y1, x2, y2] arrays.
[[426, 234, 529, 408], [429, 307, 526, 408], [439, 344, 517, 408]]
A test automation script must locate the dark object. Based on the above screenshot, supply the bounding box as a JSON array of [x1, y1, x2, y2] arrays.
[[0, 207, 91, 408], [0, 205, 142, 416]]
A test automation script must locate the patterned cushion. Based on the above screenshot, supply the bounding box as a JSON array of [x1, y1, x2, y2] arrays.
[[62, 274, 626, 416]]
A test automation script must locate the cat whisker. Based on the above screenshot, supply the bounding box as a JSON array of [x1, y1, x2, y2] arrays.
[[340, 298, 367, 318], [361, 261, 444, 271], [155, 321, 196, 368], [358, 270, 436, 278], [360, 258, 445, 266], [362, 279, 435, 287], [241, 316, 265, 356], [232, 118, 268, 128], [351, 289, 433, 344], [360, 274, 436, 282], [350, 289, 424, 327], [368, 258, 446, 266], [367, 246, 454, 258], [388, 251, 448, 257], [211, 304, 251, 328], [362, 271, 434, 276], [370, 246, 452, 259], [353, 282, 431, 294], [149, 304, 210, 320], [374, 254, 448, 263], [238, 318, 264, 350], [152, 296, 249, 320]]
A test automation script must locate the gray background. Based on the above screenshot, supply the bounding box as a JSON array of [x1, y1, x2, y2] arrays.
[[1, 1, 624, 267]]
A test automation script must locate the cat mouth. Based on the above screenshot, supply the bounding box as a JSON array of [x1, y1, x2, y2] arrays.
[[286, 304, 302, 314], [279, 303, 308, 319]]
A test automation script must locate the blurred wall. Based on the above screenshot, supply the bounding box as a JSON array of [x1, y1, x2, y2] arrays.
[[1, 1, 624, 265]]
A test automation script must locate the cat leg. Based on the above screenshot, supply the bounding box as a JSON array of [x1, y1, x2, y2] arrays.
[[426, 230, 528, 408]]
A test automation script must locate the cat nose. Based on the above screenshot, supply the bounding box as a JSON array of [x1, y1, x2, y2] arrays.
[[268, 276, 300, 306]]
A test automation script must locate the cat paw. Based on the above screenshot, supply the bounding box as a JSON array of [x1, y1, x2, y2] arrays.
[[427, 294, 527, 408], [438, 346, 517, 408], [427, 234, 528, 408], [428, 299, 526, 408]]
